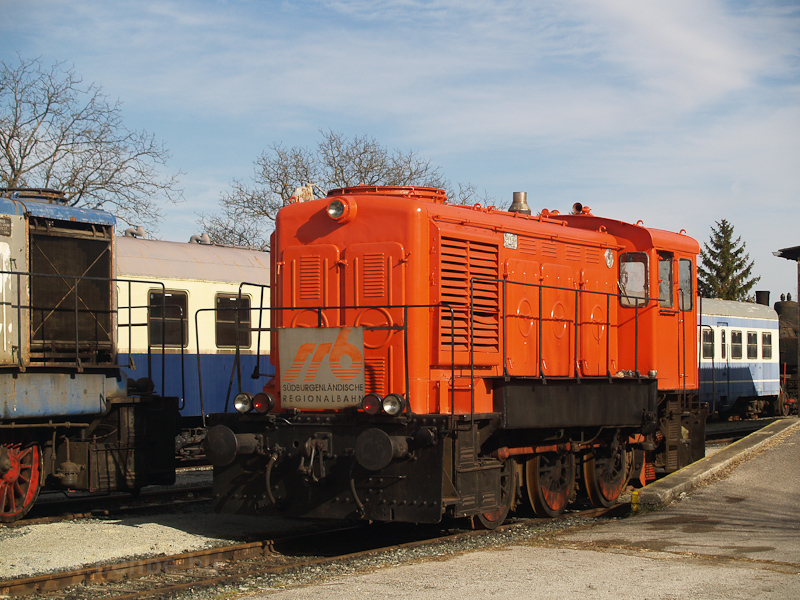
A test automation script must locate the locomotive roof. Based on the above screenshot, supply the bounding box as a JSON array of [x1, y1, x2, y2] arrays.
[[0, 194, 116, 226], [551, 213, 700, 254], [699, 298, 778, 320], [115, 235, 270, 285]]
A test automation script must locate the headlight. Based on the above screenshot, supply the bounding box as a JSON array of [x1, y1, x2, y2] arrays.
[[234, 392, 254, 414], [253, 392, 276, 413], [326, 197, 357, 223], [382, 393, 406, 416], [361, 393, 383, 415], [327, 200, 345, 219]]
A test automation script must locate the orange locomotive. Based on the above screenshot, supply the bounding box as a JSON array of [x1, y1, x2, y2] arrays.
[[206, 186, 706, 527]]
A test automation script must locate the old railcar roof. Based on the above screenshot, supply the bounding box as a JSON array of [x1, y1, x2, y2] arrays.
[[115, 236, 270, 285], [700, 298, 778, 321], [0, 196, 116, 226]]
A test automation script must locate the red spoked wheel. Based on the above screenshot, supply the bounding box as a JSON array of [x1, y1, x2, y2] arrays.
[[526, 452, 575, 518], [473, 459, 515, 530], [582, 444, 630, 508], [0, 442, 43, 523]]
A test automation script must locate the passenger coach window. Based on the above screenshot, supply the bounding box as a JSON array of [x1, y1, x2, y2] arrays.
[[619, 252, 648, 307], [702, 329, 714, 359], [763, 332, 773, 359], [721, 330, 726, 359], [149, 290, 188, 347], [216, 294, 252, 348], [731, 330, 743, 359], [678, 259, 693, 311], [747, 332, 758, 359], [658, 253, 673, 308]]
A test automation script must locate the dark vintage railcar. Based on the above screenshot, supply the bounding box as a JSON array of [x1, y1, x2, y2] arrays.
[[206, 187, 706, 527], [0, 189, 176, 522]]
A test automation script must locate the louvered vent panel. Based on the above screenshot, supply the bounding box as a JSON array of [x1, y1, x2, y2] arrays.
[[565, 245, 581, 261], [365, 356, 386, 393], [362, 253, 386, 298], [542, 242, 558, 258], [585, 249, 600, 265], [299, 256, 322, 301], [518, 237, 537, 255], [440, 237, 499, 353]]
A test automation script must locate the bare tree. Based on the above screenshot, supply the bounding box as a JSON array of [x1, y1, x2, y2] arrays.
[[199, 130, 490, 249], [0, 55, 182, 229]]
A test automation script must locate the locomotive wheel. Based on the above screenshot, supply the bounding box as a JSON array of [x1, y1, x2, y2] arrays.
[[582, 444, 629, 508], [473, 459, 515, 530], [778, 393, 791, 417], [526, 452, 575, 518], [0, 442, 43, 523]]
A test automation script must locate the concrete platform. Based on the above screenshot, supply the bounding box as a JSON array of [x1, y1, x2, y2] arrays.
[[634, 417, 800, 508], [244, 417, 800, 600]]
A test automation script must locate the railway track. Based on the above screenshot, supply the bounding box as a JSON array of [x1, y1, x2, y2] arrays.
[[2, 467, 213, 528], [705, 417, 781, 442], [0, 505, 627, 599], [1, 419, 784, 598]]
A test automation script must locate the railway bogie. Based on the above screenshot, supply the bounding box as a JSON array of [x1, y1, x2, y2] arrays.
[[207, 186, 707, 526]]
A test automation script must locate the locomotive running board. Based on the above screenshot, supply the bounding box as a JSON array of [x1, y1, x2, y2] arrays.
[[494, 377, 658, 430]]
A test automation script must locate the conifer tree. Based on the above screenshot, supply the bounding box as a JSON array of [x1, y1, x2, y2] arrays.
[[698, 219, 760, 300]]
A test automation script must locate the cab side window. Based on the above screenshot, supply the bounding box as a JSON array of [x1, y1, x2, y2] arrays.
[[658, 253, 673, 308], [678, 259, 693, 311], [619, 252, 648, 307]]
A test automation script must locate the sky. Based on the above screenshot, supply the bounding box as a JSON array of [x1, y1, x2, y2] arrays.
[[2, 0, 799, 301]]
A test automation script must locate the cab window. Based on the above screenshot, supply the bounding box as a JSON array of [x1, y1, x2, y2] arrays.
[[678, 259, 693, 311], [619, 252, 648, 307], [658, 253, 673, 308]]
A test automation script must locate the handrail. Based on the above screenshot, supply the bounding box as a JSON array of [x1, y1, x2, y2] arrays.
[[236, 302, 456, 417]]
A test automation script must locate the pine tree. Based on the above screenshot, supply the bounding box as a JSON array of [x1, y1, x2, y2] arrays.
[[698, 219, 760, 300]]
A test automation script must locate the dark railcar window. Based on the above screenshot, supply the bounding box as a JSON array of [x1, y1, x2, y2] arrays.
[[762, 332, 773, 360], [731, 330, 742, 360], [216, 294, 252, 348], [747, 331, 758, 360], [149, 290, 188, 347], [702, 329, 714, 359]]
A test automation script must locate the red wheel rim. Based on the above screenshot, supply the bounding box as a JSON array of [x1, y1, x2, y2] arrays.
[[0, 443, 42, 522], [527, 452, 575, 518], [583, 445, 629, 508]]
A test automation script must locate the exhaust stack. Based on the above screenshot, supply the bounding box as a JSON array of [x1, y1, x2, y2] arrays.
[[508, 192, 531, 215]]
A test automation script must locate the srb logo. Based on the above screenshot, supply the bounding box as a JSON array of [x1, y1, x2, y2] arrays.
[[283, 328, 363, 382], [278, 327, 366, 408]]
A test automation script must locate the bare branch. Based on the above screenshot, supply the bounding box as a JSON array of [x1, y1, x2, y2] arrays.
[[0, 55, 183, 230], [200, 129, 489, 247]]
